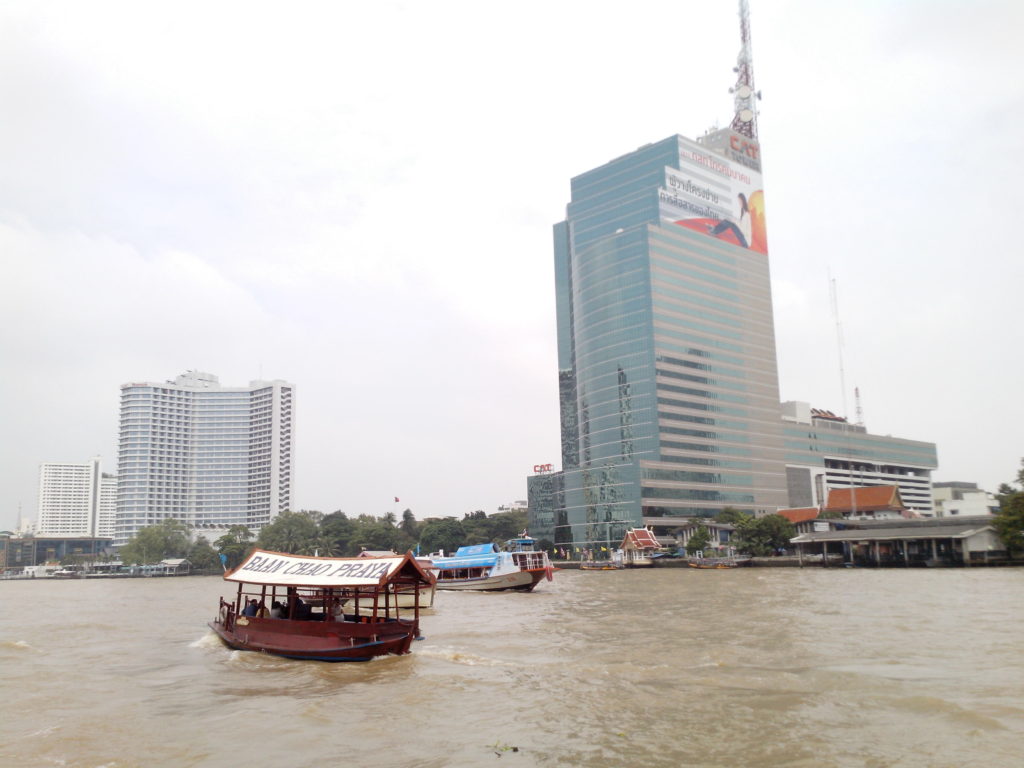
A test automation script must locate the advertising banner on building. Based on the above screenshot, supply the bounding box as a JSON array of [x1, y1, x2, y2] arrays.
[[658, 133, 768, 254]]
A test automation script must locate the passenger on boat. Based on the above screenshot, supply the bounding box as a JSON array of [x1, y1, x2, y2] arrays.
[[256, 602, 270, 618], [270, 600, 285, 618], [241, 599, 259, 617], [329, 597, 345, 620], [288, 588, 312, 620]]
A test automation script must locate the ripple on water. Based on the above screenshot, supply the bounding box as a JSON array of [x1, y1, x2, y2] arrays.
[[892, 695, 1009, 730]]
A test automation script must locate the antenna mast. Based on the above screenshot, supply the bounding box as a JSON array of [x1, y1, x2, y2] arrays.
[[829, 275, 849, 421], [730, 0, 760, 139]]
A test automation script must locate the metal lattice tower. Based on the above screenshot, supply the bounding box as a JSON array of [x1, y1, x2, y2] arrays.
[[729, 0, 759, 139]]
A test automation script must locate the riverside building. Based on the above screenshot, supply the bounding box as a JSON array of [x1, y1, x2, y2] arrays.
[[781, 401, 938, 517], [115, 371, 294, 546], [527, 126, 788, 552], [37, 457, 117, 538]]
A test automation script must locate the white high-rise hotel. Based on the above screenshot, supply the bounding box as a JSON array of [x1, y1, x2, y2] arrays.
[[37, 457, 118, 537], [116, 371, 294, 545]]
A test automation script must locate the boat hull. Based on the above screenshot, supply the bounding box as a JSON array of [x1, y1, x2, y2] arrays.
[[208, 616, 417, 662], [394, 583, 436, 609], [435, 569, 539, 592]]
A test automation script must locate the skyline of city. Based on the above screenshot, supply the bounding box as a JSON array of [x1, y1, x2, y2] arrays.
[[3, 1, 1022, 531]]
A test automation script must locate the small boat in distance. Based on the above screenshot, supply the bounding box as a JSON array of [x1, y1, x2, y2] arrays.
[[432, 537, 555, 592], [579, 559, 624, 571], [208, 549, 435, 662], [580, 547, 625, 570], [356, 549, 437, 608], [687, 555, 752, 569]]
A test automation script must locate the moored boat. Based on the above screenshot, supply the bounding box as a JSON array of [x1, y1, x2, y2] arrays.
[[687, 555, 752, 569], [579, 560, 624, 571], [432, 537, 555, 592], [208, 549, 435, 662]]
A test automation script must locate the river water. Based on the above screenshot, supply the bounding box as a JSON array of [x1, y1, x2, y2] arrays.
[[1, 567, 1022, 768]]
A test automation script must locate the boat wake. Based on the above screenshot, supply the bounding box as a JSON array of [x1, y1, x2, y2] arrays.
[[0, 639, 37, 652], [189, 631, 225, 650], [417, 646, 509, 667]]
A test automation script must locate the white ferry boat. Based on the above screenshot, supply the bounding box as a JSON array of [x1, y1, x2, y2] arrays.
[[431, 537, 555, 592]]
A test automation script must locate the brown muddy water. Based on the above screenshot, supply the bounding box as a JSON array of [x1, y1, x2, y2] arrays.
[[1, 567, 1022, 767]]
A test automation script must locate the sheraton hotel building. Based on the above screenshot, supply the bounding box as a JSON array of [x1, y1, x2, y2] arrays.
[[526, 129, 937, 551]]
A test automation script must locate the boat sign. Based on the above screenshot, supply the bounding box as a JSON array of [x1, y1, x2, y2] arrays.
[[225, 551, 405, 587]]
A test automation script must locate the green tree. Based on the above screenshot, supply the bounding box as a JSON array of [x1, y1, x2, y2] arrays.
[[715, 507, 748, 525], [490, 510, 529, 541], [188, 536, 220, 572], [257, 511, 319, 554], [733, 514, 795, 556], [419, 518, 467, 555], [459, 509, 528, 547], [215, 525, 254, 569], [995, 493, 1024, 553], [319, 512, 356, 555], [120, 519, 191, 564], [400, 509, 419, 540], [994, 459, 1024, 553], [686, 525, 712, 555], [536, 537, 555, 554], [351, 517, 414, 554]]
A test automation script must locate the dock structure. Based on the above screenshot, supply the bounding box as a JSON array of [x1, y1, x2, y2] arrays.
[[790, 517, 1005, 567]]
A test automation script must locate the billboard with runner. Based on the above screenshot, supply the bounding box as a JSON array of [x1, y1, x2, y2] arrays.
[[658, 132, 768, 254]]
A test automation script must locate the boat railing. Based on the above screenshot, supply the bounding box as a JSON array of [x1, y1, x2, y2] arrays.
[[510, 551, 550, 570], [218, 598, 236, 630]]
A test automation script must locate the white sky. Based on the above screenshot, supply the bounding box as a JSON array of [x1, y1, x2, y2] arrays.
[[3, 0, 1022, 531]]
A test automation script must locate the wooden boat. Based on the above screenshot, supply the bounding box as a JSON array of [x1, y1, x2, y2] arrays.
[[579, 560, 624, 571], [432, 537, 554, 592], [687, 555, 752, 569], [209, 549, 435, 662]]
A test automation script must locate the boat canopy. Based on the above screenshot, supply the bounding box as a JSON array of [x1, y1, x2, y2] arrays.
[[225, 549, 433, 588], [433, 543, 501, 570]]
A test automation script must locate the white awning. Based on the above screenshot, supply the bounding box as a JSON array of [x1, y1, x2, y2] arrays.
[[225, 550, 409, 587]]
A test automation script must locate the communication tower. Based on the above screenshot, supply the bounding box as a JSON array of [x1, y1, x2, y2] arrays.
[[829, 276, 849, 421], [729, 0, 762, 138]]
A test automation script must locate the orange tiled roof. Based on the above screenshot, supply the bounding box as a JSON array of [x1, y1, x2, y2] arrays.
[[622, 527, 660, 550], [823, 485, 905, 512], [778, 507, 819, 524]]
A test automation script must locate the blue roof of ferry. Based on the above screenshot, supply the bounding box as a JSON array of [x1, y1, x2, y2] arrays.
[[433, 542, 501, 570], [454, 543, 500, 557]]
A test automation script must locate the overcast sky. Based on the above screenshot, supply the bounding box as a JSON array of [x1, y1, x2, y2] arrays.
[[3, 0, 1022, 531]]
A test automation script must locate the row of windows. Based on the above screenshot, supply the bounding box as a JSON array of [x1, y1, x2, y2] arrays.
[[657, 396, 747, 417], [653, 454, 754, 470], [656, 367, 748, 394], [643, 467, 755, 485], [658, 381, 748, 406], [641, 487, 755, 503]]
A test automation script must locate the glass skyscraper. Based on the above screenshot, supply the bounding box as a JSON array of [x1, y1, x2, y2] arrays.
[[528, 130, 790, 551], [115, 371, 294, 545]]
